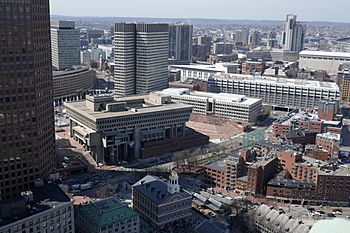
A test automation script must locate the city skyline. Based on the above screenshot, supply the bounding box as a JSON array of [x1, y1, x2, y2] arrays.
[[50, 0, 350, 23]]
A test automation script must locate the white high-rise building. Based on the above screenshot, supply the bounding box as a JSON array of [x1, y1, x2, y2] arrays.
[[114, 23, 169, 96], [282, 14, 306, 52], [51, 20, 81, 70]]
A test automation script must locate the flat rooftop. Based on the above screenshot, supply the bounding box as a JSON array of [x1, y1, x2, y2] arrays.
[[53, 66, 90, 77], [211, 73, 340, 91], [300, 156, 350, 176], [77, 197, 138, 228], [316, 132, 340, 141], [170, 64, 225, 72], [274, 111, 320, 126], [205, 158, 226, 172], [299, 50, 350, 58], [0, 184, 71, 227], [65, 94, 192, 121], [161, 88, 261, 106]]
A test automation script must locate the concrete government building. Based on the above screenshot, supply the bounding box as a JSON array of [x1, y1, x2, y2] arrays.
[[208, 74, 340, 110], [160, 88, 262, 123], [65, 93, 208, 164]]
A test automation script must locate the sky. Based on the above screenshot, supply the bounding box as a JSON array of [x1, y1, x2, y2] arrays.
[[50, 0, 350, 23]]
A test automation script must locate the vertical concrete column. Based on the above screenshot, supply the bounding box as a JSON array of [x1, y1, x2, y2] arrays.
[[134, 126, 141, 159]]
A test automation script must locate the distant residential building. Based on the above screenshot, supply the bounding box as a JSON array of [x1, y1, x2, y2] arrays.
[[76, 197, 139, 233], [90, 48, 105, 61], [318, 99, 339, 121], [235, 29, 249, 45], [160, 88, 263, 123], [170, 63, 240, 82], [114, 23, 169, 96], [0, 184, 74, 233], [169, 23, 193, 64], [340, 123, 350, 157], [338, 69, 350, 102], [87, 29, 104, 42], [197, 35, 212, 47], [299, 51, 350, 75], [81, 50, 92, 65], [132, 173, 192, 229], [98, 44, 114, 60], [282, 14, 306, 52], [316, 132, 340, 156], [208, 74, 340, 110], [213, 42, 235, 55], [208, 53, 238, 64], [51, 20, 81, 70], [241, 60, 265, 75], [267, 31, 278, 48], [249, 31, 261, 47], [65, 93, 208, 164]]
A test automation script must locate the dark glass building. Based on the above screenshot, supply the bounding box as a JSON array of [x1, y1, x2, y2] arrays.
[[0, 0, 56, 200], [169, 23, 193, 64]]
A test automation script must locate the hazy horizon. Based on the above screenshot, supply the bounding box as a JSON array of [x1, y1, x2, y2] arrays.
[[50, 0, 350, 23]]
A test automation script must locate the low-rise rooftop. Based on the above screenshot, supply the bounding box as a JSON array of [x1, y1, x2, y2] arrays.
[[211, 73, 339, 91], [160, 88, 261, 106], [0, 184, 71, 228], [77, 197, 138, 228]]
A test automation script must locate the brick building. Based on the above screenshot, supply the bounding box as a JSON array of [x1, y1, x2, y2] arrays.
[[316, 133, 340, 156], [273, 111, 322, 137], [305, 145, 329, 161], [236, 157, 281, 195], [241, 60, 265, 75], [318, 99, 339, 121], [204, 158, 226, 190], [204, 155, 246, 190], [268, 151, 350, 206], [132, 173, 192, 229]]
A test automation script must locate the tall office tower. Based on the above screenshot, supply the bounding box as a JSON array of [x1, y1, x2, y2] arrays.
[[282, 14, 306, 52], [267, 31, 278, 48], [0, 0, 56, 200], [169, 23, 193, 64], [51, 20, 81, 70], [249, 31, 261, 46], [114, 23, 169, 96], [235, 29, 249, 45]]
